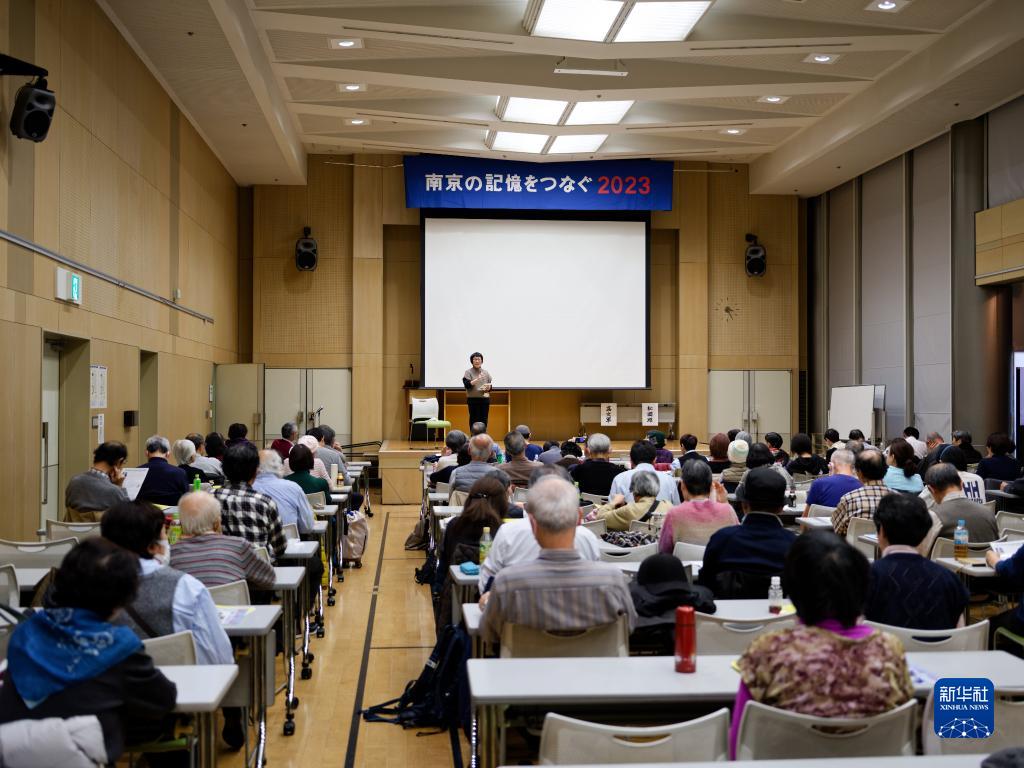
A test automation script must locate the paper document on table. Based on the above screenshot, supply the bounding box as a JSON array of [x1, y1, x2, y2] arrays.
[[909, 665, 936, 687], [121, 468, 149, 501], [990, 540, 1024, 561], [217, 607, 255, 626]]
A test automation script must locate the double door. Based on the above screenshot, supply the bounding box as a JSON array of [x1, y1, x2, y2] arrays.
[[264, 369, 352, 448], [708, 370, 792, 444]]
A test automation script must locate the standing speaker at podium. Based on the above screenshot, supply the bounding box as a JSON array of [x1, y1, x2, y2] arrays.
[[462, 352, 492, 429]]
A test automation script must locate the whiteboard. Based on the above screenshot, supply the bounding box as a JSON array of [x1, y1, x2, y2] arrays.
[[828, 385, 876, 441]]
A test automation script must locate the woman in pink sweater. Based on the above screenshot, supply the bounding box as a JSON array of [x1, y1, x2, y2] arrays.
[[659, 459, 737, 552]]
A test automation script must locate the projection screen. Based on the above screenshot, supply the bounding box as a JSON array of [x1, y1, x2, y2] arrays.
[[422, 216, 649, 389]]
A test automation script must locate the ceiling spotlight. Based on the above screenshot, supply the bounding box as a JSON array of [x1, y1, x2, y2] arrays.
[[804, 53, 840, 64], [866, 0, 908, 9], [338, 83, 366, 93], [758, 95, 788, 104], [878, 1, 896, 7], [720, 128, 745, 135], [329, 38, 363, 49], [346, 118, 367, 126]]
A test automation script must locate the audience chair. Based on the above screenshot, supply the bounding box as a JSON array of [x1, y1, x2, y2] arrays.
[[996, 510, 1024, 535], [142, 630, 198, 665], [923, 688, 1024, 754], [282, 523, 300, 541], [1002, 528, 1024, 542], [805, 504, 836, 518], [628, 520, 660, 535], [599, 542, 657, 563], [254, 546, 271, 563], [0, 538, 76, 569], [538, 709, 730, 765], [449, 490, 469, 507], [582, 519, 607, 536], [672, 541, 706, 562], [864, 619, 988, 652], [500, 616, 629, 658], [845, 517, 877, 560], [435, 482, 451, 497], [0, 565, 18, 609], [736, 699, 918, 760], [43, 520, 101, 542], [208, 579, 251, 606], [580, 493, 609, 506], [696, 613, 797, 654], [512, 487, 529, 504], [306, 492, 326, 510], [930, 536, 1004, 561]]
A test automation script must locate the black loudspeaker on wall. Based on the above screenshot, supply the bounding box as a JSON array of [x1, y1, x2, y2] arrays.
[[295, 227, 318, 271], [123, 410, 139, 429], [10, 78, 55, 142], [744, 233, 766, 277]]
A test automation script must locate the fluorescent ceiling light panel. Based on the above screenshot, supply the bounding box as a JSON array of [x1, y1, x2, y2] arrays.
[[492, 131, 550, 153], [614, 1, 712, 42], [566, 100, 634, 125], [548, 134, 608, 153], [501, 96, 569, 125], [533, 0, 624, 42]]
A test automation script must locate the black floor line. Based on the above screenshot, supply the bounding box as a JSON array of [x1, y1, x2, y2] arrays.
[[344, 509, 391, 768]]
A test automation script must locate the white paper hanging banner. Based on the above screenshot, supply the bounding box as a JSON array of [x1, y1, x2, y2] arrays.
[[600, 403, 618, 427], [642, 403, 659, 427]]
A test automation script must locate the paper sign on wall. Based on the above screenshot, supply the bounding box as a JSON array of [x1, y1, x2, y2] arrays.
[[600, 403, 618, 427], [89, 365, 107, 409], [95, 413, 104, 444], [642, 403, 659, 427]]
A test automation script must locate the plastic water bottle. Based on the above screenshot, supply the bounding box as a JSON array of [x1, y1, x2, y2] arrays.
[[192, 475, 201, 492], [479, 526, 493, 563], [768, 576, 784, 614], [954, 519, 969, 561]]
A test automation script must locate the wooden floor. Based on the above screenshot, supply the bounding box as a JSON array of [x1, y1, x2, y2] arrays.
[[220, 497, 469, 768]]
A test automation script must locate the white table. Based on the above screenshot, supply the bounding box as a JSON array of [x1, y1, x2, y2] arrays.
[[704, 598, 794, 622], [797, 516, 833, 530], [449, 564, 480, 624], [219, 605, 281, 764], [616, 560, 702, 580], [272, 566, 305, 734], [935, 557, 996, 578], [159, 664, 238, 768], [470, 651, 1024, 768], [428, 491, 448, 505]]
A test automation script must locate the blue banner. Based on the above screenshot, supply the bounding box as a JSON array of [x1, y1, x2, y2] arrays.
[[405, 155, 673, 211]]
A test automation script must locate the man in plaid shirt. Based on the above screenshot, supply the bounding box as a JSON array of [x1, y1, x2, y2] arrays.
[[214, 441, 287, 561], [831, 449, 890, 536]]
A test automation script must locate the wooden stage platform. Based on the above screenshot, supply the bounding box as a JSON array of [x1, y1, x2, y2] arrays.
[[378, 438, 636, 505]]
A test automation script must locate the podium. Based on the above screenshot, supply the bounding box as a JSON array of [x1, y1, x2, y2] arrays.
[[443, 390, 511, 436]]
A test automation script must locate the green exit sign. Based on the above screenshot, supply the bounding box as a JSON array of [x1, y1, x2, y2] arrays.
[[70, 273, 81, 302], [55, 267, 82, 305]]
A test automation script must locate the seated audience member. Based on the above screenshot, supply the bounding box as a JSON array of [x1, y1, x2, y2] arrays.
[[720, 440, 749, 485], [659, 460, 737, 550], [501, 430, 541, 487], [0, 539, 177, 763], [470, 421, 487, 437], [739, 442, 794, 491], [865, 494, 968, 629], [449, 434, 499, 492], [432, 429, 468, 474], [537, 440, 563, 465], [284, 435, 332, 481], [985, 538, 1024, 652], [136, 435, 189, 507], [1005, 476, 1024, 496], [478, 465, 601, 593], [698, 468, 797, 598], [951, 429, 983, 465], [65, 441, 129, 521], [925, 463, 999, 541], [171, 491, 276, 590], [707, 432, 732, 474], [226, 422, 251, 448], [516, 424, 542, 461], [284, 444, 333, 499], [187, 432, 223, 479], [101, 501, 233, 666], [883, 437, 924, 493], [570, 433, 626, 495], [203, 432, 226, 472], [489, 468, 523, 518], [438, 476, 506, 580], [831, 450, 890, 536], [848, 429, 866, 442], [901, 426, 928, 460], [589, 471, 671, 532], [764, 432, 789, 466], [310, 426, 350, 484], [823, 428, 845, 462], [730, 531, 913, 757], [430, 446, 469, 487], [215, 442, 287, 561], [479, 476, 636, 644], [556, 440, 584, 469], [628, 553, 715, 654], [918, 431, 951, 477], [646, 430, 674, 466], [785, 433, 828, 477], [671, 433, 708, 471], [171, 438, 204, 485], [254, 450, 315, 533], [919, 446, 986, 508], [608, 440, 680, 504], [977, 432, 1022, 482], [805, 450, 861, 508], [727, 428, 741, 442], [270, 422, 298, 462]]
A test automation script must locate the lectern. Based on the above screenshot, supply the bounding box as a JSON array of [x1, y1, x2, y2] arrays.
[[443, 390, 511, 436]]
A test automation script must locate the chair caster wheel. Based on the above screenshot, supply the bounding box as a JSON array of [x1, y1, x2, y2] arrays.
[[328, 587, 337, 597], [316, 628, 325, 638], [327, 598, 336, 607], [290, 697, 299, 709], [355, 561, 363, 569], [301, 667, 313, 680], [283, 721, 295, 736], [365, 510, 374, 518], [306, 652, 315, 663]]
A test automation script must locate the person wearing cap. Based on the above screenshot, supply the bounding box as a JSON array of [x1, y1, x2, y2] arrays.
[[720, 440, 749, 485], [516, 425, 542, 461], [628, 553, 715, 654], [697, 467, 797, 599], [607, 440, 680, 505], [646, 431, 673, 466]]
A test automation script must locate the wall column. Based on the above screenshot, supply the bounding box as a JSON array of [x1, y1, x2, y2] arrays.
[[352, 154, 385, 442], [677, 162, 709, 440]]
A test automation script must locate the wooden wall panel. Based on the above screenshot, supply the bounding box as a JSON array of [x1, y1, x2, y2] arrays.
[[0, 320, 41, 540], [90, 339, 141, 463], [383, 225, 420, 439], [157, 353, 213, 442]]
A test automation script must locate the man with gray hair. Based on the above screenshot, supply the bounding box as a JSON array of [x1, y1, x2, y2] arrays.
[[253, 450, 315, 533], [271, 422, 299, 462], [136, 435, 190, 507], [805, 449, 862, 508], [449, 433, 498, 492], [432, 429, 468, 474], [516, 424, 542, 461], [502, 431, 541, 487], [925, 463, 998, 541], [479, 476, 636, 644], [170, 490, 277, 590], [570, 433, 626, 496]]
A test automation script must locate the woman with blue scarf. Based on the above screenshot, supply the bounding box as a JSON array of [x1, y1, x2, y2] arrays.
[[0, 538, 177, 762]]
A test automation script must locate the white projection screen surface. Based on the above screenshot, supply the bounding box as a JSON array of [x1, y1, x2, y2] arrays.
[[422, 217, 649, 389]]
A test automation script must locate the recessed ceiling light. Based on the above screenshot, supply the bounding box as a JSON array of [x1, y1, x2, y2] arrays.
[[566, 100, 634, 125], [532, 0, 624, 42], [757, 95, 789, 104], [866, 0, 908, 10], [338, 83, 366, 93], [804, 53, 840, 64], [491, 131, 549, 153], [548, 134, 609, 153], [346, 118, 368, 126], [498, 96, 568, 125], [720, 128, 746, 135], [329, 38, 363, 49], [614, 1, 711, 42]]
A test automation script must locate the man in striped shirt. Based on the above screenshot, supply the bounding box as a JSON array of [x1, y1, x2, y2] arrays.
[[479, 476, 636, 645], [171, 490, 276, 590]]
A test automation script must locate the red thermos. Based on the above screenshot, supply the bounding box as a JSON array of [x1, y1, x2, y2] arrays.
[[675, 605, 696, 673]]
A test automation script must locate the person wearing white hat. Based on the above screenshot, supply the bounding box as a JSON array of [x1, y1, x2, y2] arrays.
[[721, 440, 750, 485]]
